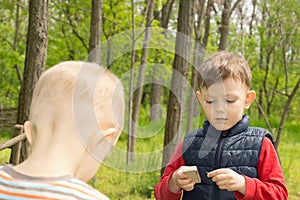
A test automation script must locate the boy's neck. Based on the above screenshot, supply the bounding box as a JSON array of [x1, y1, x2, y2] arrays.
[[13, 152, 77, 178]]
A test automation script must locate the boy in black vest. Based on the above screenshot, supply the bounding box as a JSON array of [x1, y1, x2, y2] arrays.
[[154, 51, 288, 200]]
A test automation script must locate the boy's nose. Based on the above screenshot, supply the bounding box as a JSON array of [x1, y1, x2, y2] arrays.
[[214, 102, 226, 112]]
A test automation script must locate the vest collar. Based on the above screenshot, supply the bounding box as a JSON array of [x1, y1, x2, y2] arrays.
[[203, 115, 250, 137]]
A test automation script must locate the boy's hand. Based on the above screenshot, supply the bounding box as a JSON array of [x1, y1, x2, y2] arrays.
[[207, 168, 246, 195], [168, 167, 197, 193]]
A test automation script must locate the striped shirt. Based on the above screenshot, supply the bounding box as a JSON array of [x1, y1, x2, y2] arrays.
[[0, 165, 109, 200]]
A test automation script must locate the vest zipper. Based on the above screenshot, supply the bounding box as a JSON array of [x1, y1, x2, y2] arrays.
[[213, 132, 226, 200], [216, 136, 225, 168]]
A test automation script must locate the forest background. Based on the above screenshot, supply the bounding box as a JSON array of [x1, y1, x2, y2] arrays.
[[0, 0, 299, 199]]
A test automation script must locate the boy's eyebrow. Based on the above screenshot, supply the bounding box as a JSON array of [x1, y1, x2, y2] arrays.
[[225, 93, 239, 97], [202, 93, 213, 97], [202, 92, 239, 98]]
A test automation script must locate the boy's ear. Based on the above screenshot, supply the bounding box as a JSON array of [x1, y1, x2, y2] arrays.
[[103, 128, 117, 138], [245, 90, 256, 109], [196, 91, 203, 104], [103, 128, 120, 145], [24, 121, 32, 144]]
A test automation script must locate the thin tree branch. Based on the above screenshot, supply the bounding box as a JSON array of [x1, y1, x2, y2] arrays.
[[254, 99, 274, 136], [64, 6, 89, 50], [0, 125, 25, 151], [14, 65, 22, 83], [230, 0, 243, 16], [268, 85, 289, 97], [275, 77, 300, 149], [0, 36, 14, 49]]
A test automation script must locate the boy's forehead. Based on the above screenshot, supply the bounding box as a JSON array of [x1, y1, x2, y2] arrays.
[[201, 78, 248, 94]]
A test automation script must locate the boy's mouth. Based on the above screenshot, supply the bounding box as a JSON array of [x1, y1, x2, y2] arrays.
[[215, 117, 227, 121]]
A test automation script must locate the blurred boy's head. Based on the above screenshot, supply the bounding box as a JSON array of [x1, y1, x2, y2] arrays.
[[196, 51, 256, 131], [25, 61, 125, 181], [197, 51, 252, 90]]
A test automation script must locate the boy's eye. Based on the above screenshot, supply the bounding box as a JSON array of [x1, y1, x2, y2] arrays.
[[226, 99, 236, 103], [205, 100, 214, 104]]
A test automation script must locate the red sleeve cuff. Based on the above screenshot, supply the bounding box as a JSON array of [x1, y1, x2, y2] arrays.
[[166, 175, 183, 196], [234, 175, 256, 200], [157, 174, 182, 199]]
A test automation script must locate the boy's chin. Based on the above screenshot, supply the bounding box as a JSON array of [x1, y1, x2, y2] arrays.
[[212, 123, 232, 131]]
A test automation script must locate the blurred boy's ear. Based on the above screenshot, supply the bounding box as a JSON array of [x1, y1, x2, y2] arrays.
[[196, 91, 202, 102], [103, 128, 117, 137], [196, 91, 205, 107], [245, 90, 256, 109], [24, 121, 32, 144], [103, 128, 119, 145]]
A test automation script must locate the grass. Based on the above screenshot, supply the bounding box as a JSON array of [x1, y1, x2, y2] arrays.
[[277, 123, 300, 200], [0, 118, 299, 199], [0, 128, 12, 164]]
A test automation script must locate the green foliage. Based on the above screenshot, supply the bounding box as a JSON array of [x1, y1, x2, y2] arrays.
[[0, 1, 28, 107], [47, 1, 91, 67], [0, 0, 299, 198], [225, 0, 299, 122]]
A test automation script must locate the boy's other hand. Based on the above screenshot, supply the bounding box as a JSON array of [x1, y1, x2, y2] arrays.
[[168, 167, 197, 193], [207, 168, 246, 195]]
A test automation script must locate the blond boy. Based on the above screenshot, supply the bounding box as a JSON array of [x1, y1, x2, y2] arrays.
[[0, 61, 125, 199]]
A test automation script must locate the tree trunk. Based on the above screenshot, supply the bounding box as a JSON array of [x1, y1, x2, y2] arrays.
[[88, 0, 103, 185], [203, 0, 213, 48], [218, 0, 231, 50], [186, 0, 206, 133], [10, 0, 48, 165], [88, 0, 102, 64], [126, 0, 137, 165], [159, 0, 175, 30], [218, 0, 242, 50], [127, 0, 155, 164], [150, 70, 163, 121], [162, 0, 194, 174], [263, 50, 272, 115], [150, 0, 175, 121], [249, 0, 257, 36]]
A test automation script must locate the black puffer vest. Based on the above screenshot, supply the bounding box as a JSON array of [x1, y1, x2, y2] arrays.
[[182, 115, 273, 200]]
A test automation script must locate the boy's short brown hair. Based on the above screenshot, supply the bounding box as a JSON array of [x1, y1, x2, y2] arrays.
[[198, 51, 252, 90]]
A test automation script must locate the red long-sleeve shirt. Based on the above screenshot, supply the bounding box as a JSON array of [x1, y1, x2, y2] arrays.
[[154, 137, 288, 200]]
